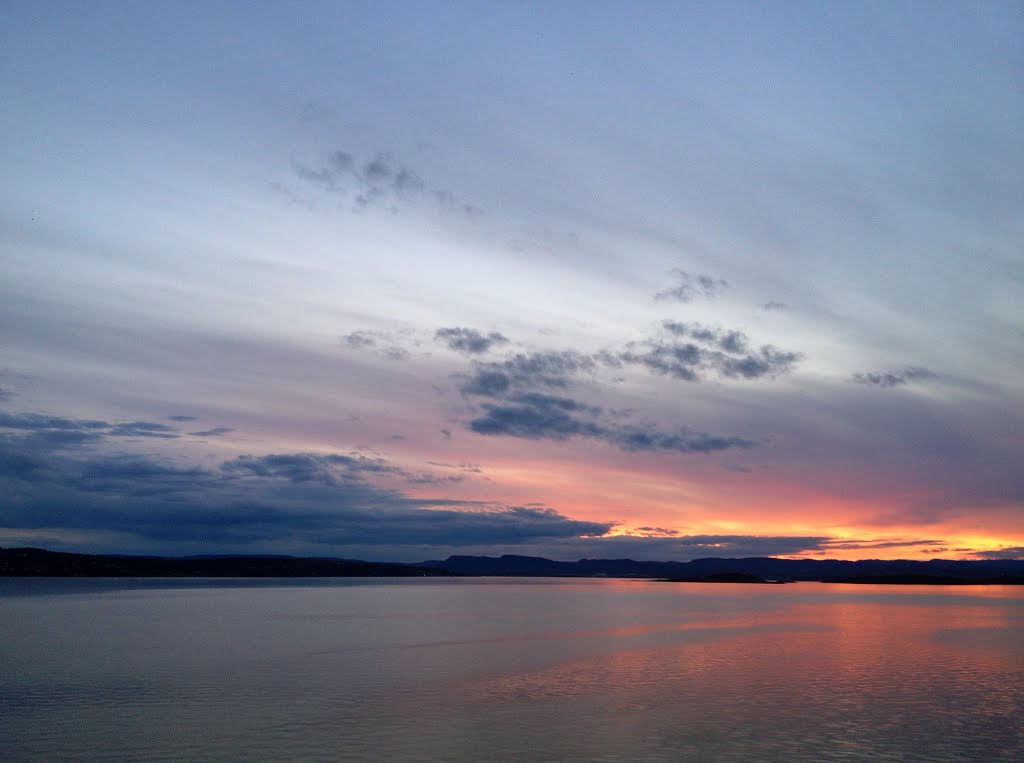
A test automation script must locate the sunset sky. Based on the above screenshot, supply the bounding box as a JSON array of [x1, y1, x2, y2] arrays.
[[2, 2, 1021, 561]]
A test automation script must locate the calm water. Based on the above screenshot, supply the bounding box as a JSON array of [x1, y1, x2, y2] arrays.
[[1, 578, 1022, 761]]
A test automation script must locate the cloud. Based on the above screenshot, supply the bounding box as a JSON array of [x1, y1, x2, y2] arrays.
[[967, 547, 1024, 560], [500, 533, 837, 561], [443, 330, 762, 453], [23, 429, 107, 449], [222, 452, 398, 486], [621, 323, 802, 381], [221, 450, 470, 489], [662, 320, 749, 353], [469, 394, 604, 440], [342, 330, 411, 361], [633, 527, 680, 537], [189, 427, 234, 437], [0, 411, 181, 444], [763, 301, 788, 311], [852, 367, 936, 388], [291, 149, 476, 214], [435, 327, 509, 354], [0, 412, 108, 431], [343, 330, 376, 350], [167, 415, 198, 422], [654, 269, 727, 303], [459, 350, 599, 396], [714, 346, 803, 379], [0, 423, 612, 551], [467, 392, 755, 454], [819, 538, 944, 551], [74, 456, 211, 497], [311, 505, 613, 547], [608, 428, 756, 454], [108, 421, 179, 438]]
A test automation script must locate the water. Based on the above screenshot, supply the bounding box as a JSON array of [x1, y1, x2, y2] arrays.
[[1, 578, 1022, 761]]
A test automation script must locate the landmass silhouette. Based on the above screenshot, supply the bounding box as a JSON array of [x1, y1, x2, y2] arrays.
[[2, 548, 1022, 583]]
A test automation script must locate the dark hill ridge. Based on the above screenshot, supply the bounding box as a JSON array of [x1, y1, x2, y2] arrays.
[[2, 547, 1022, 582], [417, 554, 1024, 583], [0, 547, 453, 577]]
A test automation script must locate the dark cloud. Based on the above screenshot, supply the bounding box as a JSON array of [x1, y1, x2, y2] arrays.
[[660, 321, 752, 357], [0, 441, 52, 482], [621, 322, 801, 381], [311, 505, 612, 547], [221, 450, 471, 489], [189, 427, 234, 437], [609, 428, 756, 454], [75, 456, 211, 497], [435, 327, 509, 354], [469, 394, 604, 440], [292, 149, 475, 214], [222, 452, 397, 486], [0, 412, 108, 431], [763, 301, 788, 312], [445, 333, 761, 453], [968, 547, 1024, 560], [167, 415, 198, 422], [0, 425, 611, 551], [459, 370, 511, 396], [0, 411, 181, 445], [24, 429, 106, 449], [852, 367, 936, 388], [467, 392, 755, 454], [714, 346, 803, 379], [654, 269, 728, 303], [459, 351, 599, 396], [500, 351, 598, 387], [0, 387, 12, 401]]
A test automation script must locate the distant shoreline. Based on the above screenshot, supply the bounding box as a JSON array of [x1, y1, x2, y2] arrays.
[[1, 547, 1022, 584]]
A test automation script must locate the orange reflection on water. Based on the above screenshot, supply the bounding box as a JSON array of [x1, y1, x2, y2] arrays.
[[467, 584, 1023, 760]]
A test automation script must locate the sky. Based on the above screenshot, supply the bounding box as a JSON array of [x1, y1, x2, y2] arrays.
[[1, 1, 1022, 562]]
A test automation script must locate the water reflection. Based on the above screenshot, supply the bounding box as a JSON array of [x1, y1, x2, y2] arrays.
[[1, 579, 1021, 760]]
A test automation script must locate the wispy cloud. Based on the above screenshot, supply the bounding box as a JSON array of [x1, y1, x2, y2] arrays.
[[289, 148, 480, 215], [654, 269, 728, 303], [0, 411, 182, 445], [189, 427, 234, 437], [342, 330, 411, 361], [852, 367, 936, 388]]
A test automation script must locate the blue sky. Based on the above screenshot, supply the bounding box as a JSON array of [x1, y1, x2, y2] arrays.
[[1, 1, 1021, 561]]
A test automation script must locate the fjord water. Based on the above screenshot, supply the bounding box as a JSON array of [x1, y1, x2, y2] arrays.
[[2, 579, 1022, 761]]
